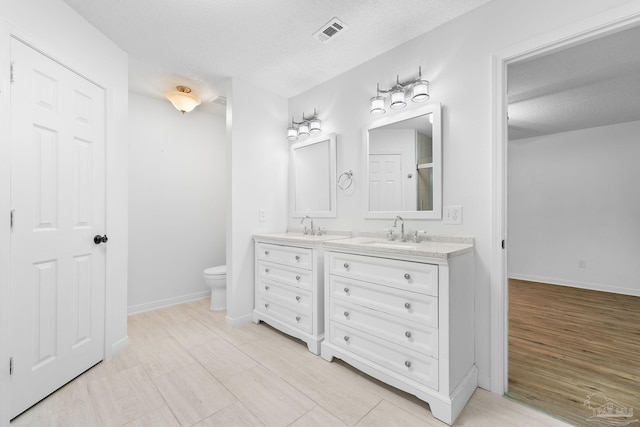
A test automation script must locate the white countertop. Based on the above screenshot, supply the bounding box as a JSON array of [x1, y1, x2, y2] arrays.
[[253, 231, 351, 245], [322, 236, 474, 259]]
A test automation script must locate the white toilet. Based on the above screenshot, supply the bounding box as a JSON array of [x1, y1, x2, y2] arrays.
[[203, 265, 226, 311]]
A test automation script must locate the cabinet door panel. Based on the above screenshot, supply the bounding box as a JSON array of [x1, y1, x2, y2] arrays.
[[330, 322, 438, 390], [328, 252, 437, 296], [256, 295, 312, 333], [256, 242, 312, 269], [330, 276, 437, 327], [331, 299, 438, 357], [257, 279, 312, 315]]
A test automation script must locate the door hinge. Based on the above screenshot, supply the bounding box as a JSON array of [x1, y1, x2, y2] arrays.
[[10, 210, 15, 229], [9, 356, 14, 375], [10, 61, 15, 83]]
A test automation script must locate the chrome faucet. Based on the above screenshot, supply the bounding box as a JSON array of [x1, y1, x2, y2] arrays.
[[393, 216, 405, 242], [300, 215, 314, 235]]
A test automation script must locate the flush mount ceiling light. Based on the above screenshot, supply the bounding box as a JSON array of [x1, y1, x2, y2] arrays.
[[165, 86, 201, 113], [369, 67, 430, 115], [287, 108, 322, 141]]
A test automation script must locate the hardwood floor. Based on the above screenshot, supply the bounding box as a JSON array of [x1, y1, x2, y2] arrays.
[[11, 298, 572, 426], [508, 279, 640, 426]]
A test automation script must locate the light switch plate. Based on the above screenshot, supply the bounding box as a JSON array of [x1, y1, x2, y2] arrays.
[[258, 208, 267, 222], [443, 205, 462, 225]]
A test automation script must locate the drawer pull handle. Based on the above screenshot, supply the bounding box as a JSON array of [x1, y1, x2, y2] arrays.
[[295, 275, 301, 281], [265, 268, 270, 273], [344, 287, 350, 294], [296, 296, 301, 301], [343, 263, 349, 269], [264, 303, 269, 308], [295, 316, 301, 322], [404, 360, 412, 368], [295, 255, 300, 261], [343, 336, 350, 342], [264, 250, 269, 255], [405, 331, 412, 338], [264, 285, 269, 290], [344, 311, 349, 317], [404, 302, 411, 309], [404, 273, 411, 280]]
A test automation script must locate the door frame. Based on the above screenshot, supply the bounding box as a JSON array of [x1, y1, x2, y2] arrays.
[[0, 18, 129, 426], [489, 3, 640, 395]]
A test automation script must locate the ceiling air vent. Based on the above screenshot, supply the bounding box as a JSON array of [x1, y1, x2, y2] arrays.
[[313, 17, 348, 43]]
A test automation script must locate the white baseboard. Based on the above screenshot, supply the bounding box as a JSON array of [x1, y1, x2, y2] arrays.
[[508, 273, 640, 297], [109, 336, 129, 358], [226, 312, 253, 327], [127, 291, 211, 315], [477, 371, 492, 391]]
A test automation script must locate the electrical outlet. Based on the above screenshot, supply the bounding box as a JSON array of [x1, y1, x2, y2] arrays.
[[258, 208, 267, 222], [443, 205, 462, 225]]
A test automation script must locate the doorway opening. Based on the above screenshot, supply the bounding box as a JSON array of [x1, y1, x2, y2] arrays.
[[501, 18, 640, 425]]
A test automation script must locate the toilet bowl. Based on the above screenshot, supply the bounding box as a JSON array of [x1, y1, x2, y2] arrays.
[[203, 265, 226, 311]]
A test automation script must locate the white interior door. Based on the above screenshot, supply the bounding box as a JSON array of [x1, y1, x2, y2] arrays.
[[9, 38, 106, 419], [369, 154, 403, 211]]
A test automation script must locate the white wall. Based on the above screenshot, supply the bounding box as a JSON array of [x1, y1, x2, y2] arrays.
[[508, 120, 640, 296], [0, 1, 128, 425], [226, 78, 288, 325], [287, 0, 634, 390], [128, 93, 226, 312]]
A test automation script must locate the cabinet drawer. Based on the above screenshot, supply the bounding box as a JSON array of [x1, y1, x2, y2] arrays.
[[256, 242, 312, 269], [256, 295, 312, 333], [328, 252, 437, 296], [331, 299, 438, 357], [258, 260, 312, 290], [330, 322, 438, 390], [330, 276, 437, 328], [257, 279, 312, 314]]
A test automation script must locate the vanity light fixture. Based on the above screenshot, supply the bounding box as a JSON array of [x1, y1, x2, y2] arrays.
[[165, 86, 201, 113], [369, 67, 430, 115], [286, 108, 322, 141]]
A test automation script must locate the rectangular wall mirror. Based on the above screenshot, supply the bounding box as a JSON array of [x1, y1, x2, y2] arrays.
[[365, 103, 441, 219], [291, 133, 337, 217]]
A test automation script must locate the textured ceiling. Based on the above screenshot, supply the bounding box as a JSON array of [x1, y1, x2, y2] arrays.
[[508, 25, 640, 141], [61, 0, 491, 113]]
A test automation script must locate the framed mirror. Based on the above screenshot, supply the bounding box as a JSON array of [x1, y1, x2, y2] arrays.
[[365, 103, 441, 219], [291, 133, 337, 218]]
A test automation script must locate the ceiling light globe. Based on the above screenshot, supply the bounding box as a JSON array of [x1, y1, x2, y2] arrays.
[[389, 89, 406, 109], [412, 80, 430, 102], [298, 122, 310, 137], [287, 126, 298, 141], [309, 118, 322, 134], [370, 96, 386, 115], [165, 86, 201, 113]]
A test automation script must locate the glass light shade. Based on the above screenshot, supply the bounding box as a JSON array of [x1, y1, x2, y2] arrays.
[[389, 88, 406, 109], [412, 80, 430, 102], [165, 86, 201, 113], [309, 118, 321, 134], [298, 122, 310, 137], [287, 126, 298, 141], [370, 96, 386, 114]]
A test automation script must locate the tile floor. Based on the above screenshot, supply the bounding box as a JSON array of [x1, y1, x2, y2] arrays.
[[11, 299, 573, 426]]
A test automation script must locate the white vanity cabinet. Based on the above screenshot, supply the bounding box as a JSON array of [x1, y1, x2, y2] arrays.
[[253, 233, 348, 354], [321, 239, 475, 425]]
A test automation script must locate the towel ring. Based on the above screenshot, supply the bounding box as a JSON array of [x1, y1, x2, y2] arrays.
[[338, 170, 353, 191]]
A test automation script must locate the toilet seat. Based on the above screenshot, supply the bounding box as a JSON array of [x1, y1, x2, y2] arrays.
[[204, 265, 226, 277]]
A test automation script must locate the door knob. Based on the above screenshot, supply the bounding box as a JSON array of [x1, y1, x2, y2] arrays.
[[94, 234, 108, 244]]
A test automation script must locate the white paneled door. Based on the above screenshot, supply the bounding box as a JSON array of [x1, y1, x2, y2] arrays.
[[368, 154, 403, 211], [9, 38, 106, 419]]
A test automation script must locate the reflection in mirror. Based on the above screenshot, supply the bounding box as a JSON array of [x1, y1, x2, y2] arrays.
[[366, 103, 441, 219], [291, 133, 337, 218]]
